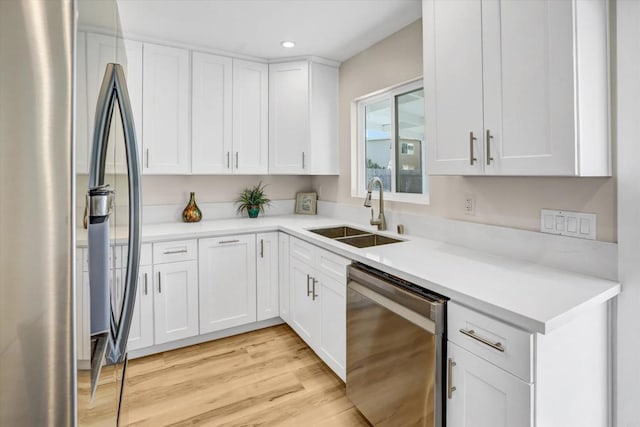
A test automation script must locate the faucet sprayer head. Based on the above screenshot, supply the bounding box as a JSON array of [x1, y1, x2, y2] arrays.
[[364, 191, 372, 207]]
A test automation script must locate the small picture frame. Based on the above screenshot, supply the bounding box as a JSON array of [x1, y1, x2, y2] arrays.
[[295, 192, 318, 215]]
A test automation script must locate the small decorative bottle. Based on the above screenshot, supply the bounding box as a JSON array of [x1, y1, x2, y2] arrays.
[[182, 192, 202, 223]]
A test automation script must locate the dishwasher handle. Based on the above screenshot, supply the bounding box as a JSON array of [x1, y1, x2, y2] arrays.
[[347, 264, 446, 330], [348, 281, 441, 335]]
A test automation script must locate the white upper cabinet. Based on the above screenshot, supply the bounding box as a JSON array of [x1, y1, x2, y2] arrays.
[[191, 52, 233, 174], [142, 42, 190, 174], [423, 0, 484, 176], [82, 33, 143, 175], [232, 59, 269, 174], [423, 0, 610, 176], [269, 60, 339, 175]]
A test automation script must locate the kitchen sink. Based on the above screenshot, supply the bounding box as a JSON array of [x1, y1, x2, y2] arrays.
[[308, 226, 404, 248], [335, 234, 403, 248], [309, 226, 371, 239]]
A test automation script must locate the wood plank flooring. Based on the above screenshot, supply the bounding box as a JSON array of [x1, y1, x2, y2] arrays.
[[118, 325, 370, 426]]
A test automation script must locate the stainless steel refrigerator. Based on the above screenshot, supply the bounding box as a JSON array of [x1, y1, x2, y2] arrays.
[[0, 0, 141, 425]]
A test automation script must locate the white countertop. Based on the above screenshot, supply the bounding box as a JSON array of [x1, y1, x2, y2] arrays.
[[77, 215, 620, 335]]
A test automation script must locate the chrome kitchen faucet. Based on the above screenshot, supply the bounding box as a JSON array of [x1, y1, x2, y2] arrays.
[[364, 177, 386, 231]]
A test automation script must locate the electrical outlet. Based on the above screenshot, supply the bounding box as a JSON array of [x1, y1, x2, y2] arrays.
[[464, 195, 475, 215]]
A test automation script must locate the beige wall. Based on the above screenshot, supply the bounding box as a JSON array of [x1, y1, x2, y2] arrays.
[[312, 19, 617, 242], [77, 174, 313, 207]]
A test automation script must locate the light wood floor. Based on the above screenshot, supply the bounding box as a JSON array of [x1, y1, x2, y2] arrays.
[[119, 324, 371, 427]]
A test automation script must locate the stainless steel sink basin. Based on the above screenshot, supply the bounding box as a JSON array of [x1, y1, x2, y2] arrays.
[[335, 234, 403, 248], [308, 226, 404, 248], [309, 226, 371, 239]]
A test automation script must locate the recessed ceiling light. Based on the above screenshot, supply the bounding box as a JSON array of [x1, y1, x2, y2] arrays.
[[281, 41, 295, 48]]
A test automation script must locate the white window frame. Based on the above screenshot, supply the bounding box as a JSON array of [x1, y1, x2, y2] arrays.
[[351, 78, 429, 204]]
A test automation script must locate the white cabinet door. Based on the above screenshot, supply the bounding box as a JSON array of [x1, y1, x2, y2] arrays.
[[482, 0, 576, 176], [153, 260, 198, 344], [318, 273, 346, 381], [268, 61, 310, 174], [191, 52, 233, 174], [232, 59, 268, 174], [256, 232, 279, 322], [278, 233, 290, 322], [289, 257, 320, 346], [127, 265, 154, 351], [423, 0, 609, 177], [423, 0, 485, 175], [86, 33, 143, 175], [308, 62, 339, 174], [143, 43, 190, 174], [198, 235, 257, 334], [447, 342, 533, 427], [76, 32, 89, 174]]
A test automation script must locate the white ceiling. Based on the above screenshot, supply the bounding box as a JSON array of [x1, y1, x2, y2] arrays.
[[79, 0, 421, 62]]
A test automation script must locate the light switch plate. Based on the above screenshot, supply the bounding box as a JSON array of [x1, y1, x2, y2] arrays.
[[540, 209, 596, 240]]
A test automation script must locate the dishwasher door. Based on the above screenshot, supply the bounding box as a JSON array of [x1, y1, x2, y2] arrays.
[[346, 265, 446, 427]]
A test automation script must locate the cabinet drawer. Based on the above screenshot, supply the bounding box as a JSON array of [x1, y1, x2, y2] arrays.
[[448, 302, 533, 382], [290, 237, 315, 264], [122, 244, 153, 267], [153, 240, 197, 264], [315, 248, 349, 283]]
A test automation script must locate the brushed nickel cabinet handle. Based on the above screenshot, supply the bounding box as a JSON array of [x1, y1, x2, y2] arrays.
[[447, 358, 457, 399], [312, 278, 318, 301], [486, 129, 494, 165], [163, 249, 188, 255], [469, 131, 478, 165], [260, 239, 264, 258], [306, 274, 312, 296], [460, 328, 505, 352], [144, 272, 148, 295], [219, 239, 239, 244], [235, 152, 239, 169], [146, 148, 149, 168], [302, 152, 305, 169], [157, 272, 161, 294], [227, 151, 230, 169]]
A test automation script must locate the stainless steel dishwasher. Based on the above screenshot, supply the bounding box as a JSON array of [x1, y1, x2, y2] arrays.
[[346, 263, 447, 427]]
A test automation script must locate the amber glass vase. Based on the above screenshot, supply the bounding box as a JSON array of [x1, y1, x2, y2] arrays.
[[182, 192, 202, 223]]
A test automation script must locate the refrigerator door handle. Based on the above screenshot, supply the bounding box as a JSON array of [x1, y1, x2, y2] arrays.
[[88, 63, 142, 367]]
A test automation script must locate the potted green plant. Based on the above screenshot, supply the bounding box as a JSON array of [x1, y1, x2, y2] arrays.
[[236, 182, 271, 218]]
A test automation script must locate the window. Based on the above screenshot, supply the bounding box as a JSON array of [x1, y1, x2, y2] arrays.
[[353, 79, 428, 203]]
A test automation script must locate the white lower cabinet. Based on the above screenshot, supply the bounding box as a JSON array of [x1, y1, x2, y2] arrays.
[[288, 238, 349, 380], [256, 232, 279, 321], [127, 265, 154, 351], [317, 272, 346, 377], [198, 234, 257, 334], [447, 301, 610, 427], [153, 260, 199, 344], [278, 233, 290, 322], [447, 341, 532, 427], [289, 256, 321, 343]]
